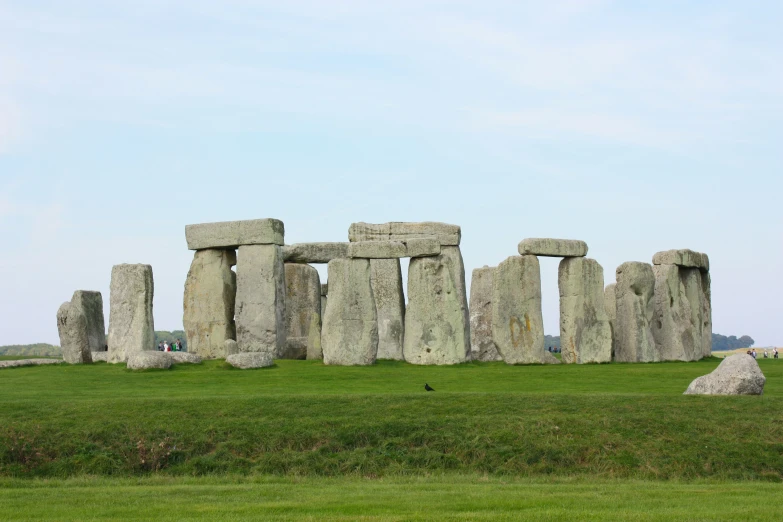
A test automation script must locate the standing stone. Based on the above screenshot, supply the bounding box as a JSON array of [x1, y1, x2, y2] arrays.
[[183, 249, 237, 359], [614, 262, 657, 363], [370, 259, 405, 360], [652, 249, 709, 272], [469, 266, 501, 362], [492, 256, 558, 365], [652, 264, 705, 362], [320, 283, 328, 331], [70, 291, 106, 353], [604, 283, 617, 359], [235, 245, 286, 357], [701, 272, 713, 358], [224, 339, 239, 355], [56, 302, 93, 364], [283, 263, 322, 360], [404, 247, 470, 365], [108, 264, 155, 364], [558, 258, 612, 364], [321, 258, 378, 365]]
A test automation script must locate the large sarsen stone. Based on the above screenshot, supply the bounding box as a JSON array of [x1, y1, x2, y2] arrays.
[[370, 259, 405, 360], [283, 263, 322, 360], [614, 262, 657, 363], [56, 301, 93, 364], [652, 264, 706, 362], [469, 266, 501, 362], [684, 354, 765, 395], [518, 238, 588, 258], [108, 264, 155, 363], [186, 219, 284, 250], [283, 243, 349, 264], [349, 222, 460, 246], [71, 291, 106, 353]]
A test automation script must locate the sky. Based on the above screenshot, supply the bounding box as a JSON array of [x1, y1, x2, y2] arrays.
[[0, 1, 781, 347]]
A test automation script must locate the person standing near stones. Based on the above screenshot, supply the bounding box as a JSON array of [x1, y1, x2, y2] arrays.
[[774, 348, 779, 359], [163, 341, 170, 352], [158, 341, 164, 351]]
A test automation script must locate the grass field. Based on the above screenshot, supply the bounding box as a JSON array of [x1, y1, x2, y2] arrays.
[[1, 357, 781, 519]]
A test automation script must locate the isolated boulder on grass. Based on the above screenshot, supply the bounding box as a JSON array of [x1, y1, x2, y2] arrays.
[[684, 354, 765, 395], [127, 351, 172, 370], [226, 352, 273, 369]]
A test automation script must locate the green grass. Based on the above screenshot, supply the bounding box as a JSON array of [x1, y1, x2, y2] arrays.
[[2, 475, 783, 521], [1, 358, 781, 481]]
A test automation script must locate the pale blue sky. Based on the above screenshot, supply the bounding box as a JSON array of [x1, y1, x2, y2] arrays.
[[1, 1, 781, 346]]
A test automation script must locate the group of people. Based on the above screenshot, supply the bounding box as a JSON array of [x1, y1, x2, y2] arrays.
[[547, 346, 561, 354], [747, 348, 779, 359], [158, 339, 184, 352]]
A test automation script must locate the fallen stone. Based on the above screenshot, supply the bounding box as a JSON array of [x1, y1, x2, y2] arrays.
[[558, 258, 612, 364], [652, 249, 709, 272], [224, 339, 239, 356], [371, 259, 405, 360], [517, 238, 588, 258], [614, 262, 657, 363], [349, 222, 460, 246], [652, 264, 706, 362], [469, 266, 501, 362], [604, 283, 617, 359], [57, 301, 93, 364], [183, 249, 237, 359], [91, 351, 108, 362], [492, 256, 558, 365], [403, 246, 471, 365], [321, 258, 378, 365], [283, 243, 349, 264], [126, 351, 171, 370], [169, 352, 202, 364], [0, 358, 64, 369], [283, 264, 322, 360], [108, 264, 155, 364], [684, 354, 765, 395], [226, 352, 274, 369], [186, 218, 284, 250], [235, 245, 286, 357], [70, 291, 106, 353]]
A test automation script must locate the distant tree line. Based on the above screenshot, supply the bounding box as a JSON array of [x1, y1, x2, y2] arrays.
[[711, 333, 755, 351]]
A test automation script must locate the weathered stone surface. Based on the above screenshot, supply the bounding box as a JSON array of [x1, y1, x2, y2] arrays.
[[701, 272, 713, 358], [614, 262, 657, 363], [370, 259, 405, 360], [283, 243, 349, 264], [235, 245, 286, 357], [0, 359, 64, 369], [349, 222, 460, 246], [684, 354, 765, 395], [349, 241, 406, 259], [604, 283, 617, 359], [226, 352, 274, 369], [127, 351, 171, 370], [321, 283, 328, 296], [108, 264, 155, 364], [492, 256, 558, 365], [91, 351, 108, 362], [322, 258, 378, 365], [169, 352, 202, 364], [57, 302, 93, 364], [186, 218, 284, 250], [558, 258, 612, 364], [652, 249, 709, 272], [70, 291, 106, 353], [405, 237, 441, 258], [652, 264, 707, 362], [404, 246, 471, 365], [183, 249, 237, 359], [283, 264, 322, 360], [224, 339, 239, 356], [469, 266, 501, 362], [518, 238, 588, 258]]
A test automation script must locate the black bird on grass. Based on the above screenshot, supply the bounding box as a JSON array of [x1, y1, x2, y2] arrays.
[[424, 383, 434, 391]]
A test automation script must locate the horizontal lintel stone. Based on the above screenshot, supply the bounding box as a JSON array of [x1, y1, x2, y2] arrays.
[[652, 249, 709, 272], [517, 238, 588, 258], [348, 222, 460, 246], [186, 219, 284, 250], [283, 242, 350, 264], [348, 238, 440, 259]]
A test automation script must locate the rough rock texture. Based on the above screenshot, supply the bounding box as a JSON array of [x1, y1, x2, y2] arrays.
[[404, 246, 471, 365], [684, 354, 765, 395], [91, 351, 108, 362], [518, 238, 588, 258], [283, 243, 349, 264], [169, 352, 203, 364], [186, 218, 284, 250], [183, 249, 237, 359], [108, 264, 155, 364], [235, 245, 286, 357], [321, 283, 328, 331], [0, 359, 64, 369], [492, 256, 558, 365], [652, 264, 707, 362], [70, 291, 106, 353], [469, 266, 501, 362], [348, 238, 440, 259], [321, 258, 378, 365], [614, 262, 657, 363], [558, 258, 612, 364], [701, 272, 713, 358], [226, 352, 274, 369], [283, 264, 322, 360], [349, 222, 460, 246], [224, 339, 239, 356], [370, 259, 405, 360], [653, 249, 709, 272], [604, 283, 617, 359], [126, 351, 171, 370], [405, 237, 441, 258], [56, 302, 93, 364]]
